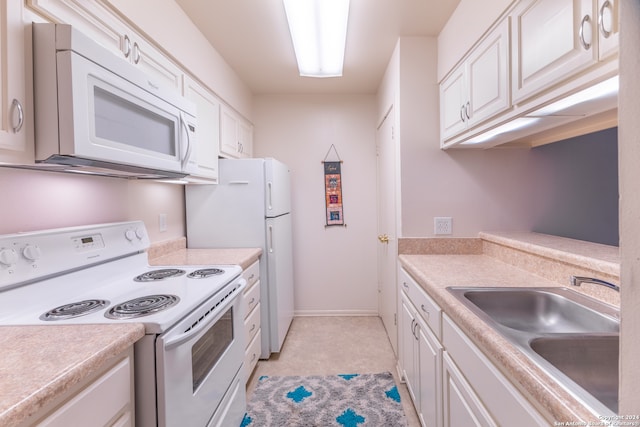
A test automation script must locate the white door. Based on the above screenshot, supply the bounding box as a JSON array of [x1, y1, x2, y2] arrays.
[[376, 107, 398, 355]]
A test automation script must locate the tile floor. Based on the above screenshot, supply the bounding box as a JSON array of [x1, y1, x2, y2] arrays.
[[246, 316, 420, 426]]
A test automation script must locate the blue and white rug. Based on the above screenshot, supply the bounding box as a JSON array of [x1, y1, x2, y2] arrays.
[[241, 372, 407, 427]]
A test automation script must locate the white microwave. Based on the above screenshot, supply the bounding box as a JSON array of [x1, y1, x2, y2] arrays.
[[32, 23, 197, 179]]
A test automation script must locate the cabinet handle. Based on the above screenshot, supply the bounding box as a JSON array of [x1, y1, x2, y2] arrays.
[[579, 14, 593, 50], [599, 0, 613, 38], [465, 101, 471, 120], [402, 282, 409, 289], [133, 42, 141, 64], [249, 273, 255, 280], [421, 304, 430, 319], [10, 99, 24, 133], [250, 323, 256, 332], [249, 297, 255, 304], [460, 104, 466, 122], [123, 35, 132, 58]]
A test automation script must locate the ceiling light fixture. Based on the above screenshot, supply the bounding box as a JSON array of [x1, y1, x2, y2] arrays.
[[283, 0, 350, 78]]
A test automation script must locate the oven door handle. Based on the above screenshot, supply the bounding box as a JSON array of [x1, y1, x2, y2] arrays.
[[162, 279, 246, 350]]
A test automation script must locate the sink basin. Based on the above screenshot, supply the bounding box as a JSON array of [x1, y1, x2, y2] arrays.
[[458, 288, 619, 334], [447, 286, 620, 415], [530, 335, 619, 413]]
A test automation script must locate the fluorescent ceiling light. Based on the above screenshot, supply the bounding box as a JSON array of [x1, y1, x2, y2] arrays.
[[531, 76, 619, 116], [462, 118, 541, 145], [283, 0, 350, 77]]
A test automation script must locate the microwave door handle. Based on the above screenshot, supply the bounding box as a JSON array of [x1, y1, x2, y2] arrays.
[[180, 112, 193, 169]]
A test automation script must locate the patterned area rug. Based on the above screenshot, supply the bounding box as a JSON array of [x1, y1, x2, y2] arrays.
[[241, 372, 408, 427]]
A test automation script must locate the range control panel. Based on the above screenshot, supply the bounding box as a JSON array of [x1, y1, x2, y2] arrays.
[[0, 221, 149, 290]]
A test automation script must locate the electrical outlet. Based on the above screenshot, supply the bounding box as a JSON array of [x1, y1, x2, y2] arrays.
[[159, 213, 168, 232], [434, 217, 452, 235]]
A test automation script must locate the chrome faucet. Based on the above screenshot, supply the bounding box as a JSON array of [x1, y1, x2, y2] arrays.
[[570, 275, 620, 292]]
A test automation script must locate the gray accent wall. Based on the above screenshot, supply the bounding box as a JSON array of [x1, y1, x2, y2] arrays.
[[530, 127, 619, 246]]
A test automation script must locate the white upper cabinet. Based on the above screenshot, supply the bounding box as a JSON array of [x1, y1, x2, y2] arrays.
[[26, 0, 183, 91], [220, 105, 253, 159], [183, 75, 220, 182], [510, 0, 614, 104], [596, 0, 618, 61], [0, 0, 32, 164], [440, 19, 510, 142]]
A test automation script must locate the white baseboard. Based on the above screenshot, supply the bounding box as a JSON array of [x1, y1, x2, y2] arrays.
[[293, 309, 379, 317]]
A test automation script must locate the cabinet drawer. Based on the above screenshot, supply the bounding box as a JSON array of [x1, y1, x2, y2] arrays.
[[243, 279, 260, 318], [244, 327, 261, 382], [399, 267, 442, 339], [243, 261, 260, 288], [244, 302, 261, 346]]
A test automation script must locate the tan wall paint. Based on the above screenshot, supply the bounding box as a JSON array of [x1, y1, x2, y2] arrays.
[[618, 0, 640, 414], [0, 168, 185, 243], [252, 94, 379, 316]]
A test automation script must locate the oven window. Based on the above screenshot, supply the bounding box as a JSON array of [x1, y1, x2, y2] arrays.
[[93, 86, 176, 156], [191, 306, 234, 392]]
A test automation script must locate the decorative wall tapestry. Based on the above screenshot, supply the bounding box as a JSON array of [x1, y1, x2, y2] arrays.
[[323, 144, 345, 227]]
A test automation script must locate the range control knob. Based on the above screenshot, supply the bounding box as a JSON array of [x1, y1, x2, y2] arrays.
[[135, 227, 145, 240], [0, 248, 18, 266], [124, 229, 136, 241], [22, 245, 42, 262]]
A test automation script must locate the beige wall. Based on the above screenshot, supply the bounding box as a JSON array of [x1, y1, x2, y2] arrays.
[[618, 0, 640, 413], [252, 94, 379, 316], [0, 168, 185, 243], [381, 37, 537, 238]]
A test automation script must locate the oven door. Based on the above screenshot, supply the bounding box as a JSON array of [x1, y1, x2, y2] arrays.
[[155, 280, 246, 427]]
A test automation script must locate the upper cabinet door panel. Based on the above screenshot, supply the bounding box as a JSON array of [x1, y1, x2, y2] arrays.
[[467, 18, 510, 127], [440, 66, 467, 140], [511, 0, 594, 104]]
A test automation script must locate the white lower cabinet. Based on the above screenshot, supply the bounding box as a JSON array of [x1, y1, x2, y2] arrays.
[[242, 260, 261, 383], [399, 267, 443, 427], [442, 314, 548, 427], [32, 349, 134, 427]]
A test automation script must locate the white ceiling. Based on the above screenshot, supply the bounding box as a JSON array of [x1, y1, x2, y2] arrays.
[[174, 0, 460, 95]]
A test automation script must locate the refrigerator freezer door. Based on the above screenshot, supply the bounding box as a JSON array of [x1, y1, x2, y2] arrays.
[[266, 213, 294, 352], [265, 158, 291, 217]]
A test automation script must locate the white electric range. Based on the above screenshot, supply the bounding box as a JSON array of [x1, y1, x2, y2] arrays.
[[0, 221, 247, 427]]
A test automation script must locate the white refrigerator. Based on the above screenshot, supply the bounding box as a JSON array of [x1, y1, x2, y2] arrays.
[[185, 158, 294, 358]]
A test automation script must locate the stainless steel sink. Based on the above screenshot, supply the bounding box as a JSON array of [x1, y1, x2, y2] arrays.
[[458, 287, 619, 334], [447, 286, 620, 415], [530, 335, 619, 413]]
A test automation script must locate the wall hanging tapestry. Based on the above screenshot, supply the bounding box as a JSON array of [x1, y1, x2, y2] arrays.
[[323, 144, 345, 227], [241, 372, 408, 426]]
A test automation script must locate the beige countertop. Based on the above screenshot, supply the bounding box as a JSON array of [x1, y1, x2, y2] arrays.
[[0, 324, 145, 427], [398, 232, 620, 424], [148, 237, 262, 270]]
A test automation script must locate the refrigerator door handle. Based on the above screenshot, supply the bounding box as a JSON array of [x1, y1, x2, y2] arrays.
[[228, 181, 250, 185], [267, 181, 273, 210], [268, 225, 274, 253]]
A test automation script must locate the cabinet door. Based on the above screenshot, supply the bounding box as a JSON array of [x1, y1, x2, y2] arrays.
[[596, 0, 618, 61], [400, 297, 419, 405], [440, 65, 467, 141], [442, 353, 497, 427], [418, 319, 443, 427], [238, 120, 253, 158], [220, 105, 240, 158], [183, 75, 220, 180], [27, 0, 182, 91], [467, 19, 510, 128], [511, 0, 594, 103], [0, 0, 31, 163]]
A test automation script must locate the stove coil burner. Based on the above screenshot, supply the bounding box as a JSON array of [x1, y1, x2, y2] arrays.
[[40, 299, 109, 321], [134, 268, 186, 282], [187, 268, 225, 279], [105, 294, 180, 319]]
